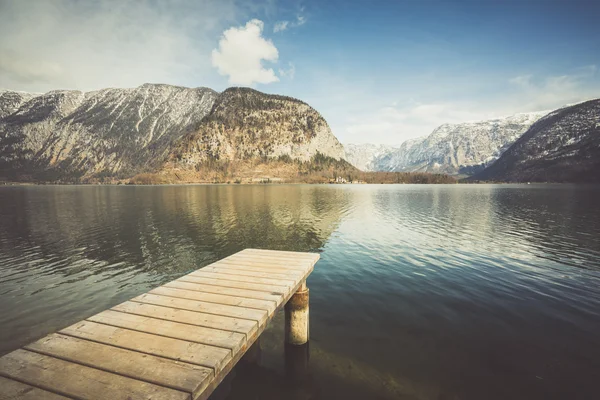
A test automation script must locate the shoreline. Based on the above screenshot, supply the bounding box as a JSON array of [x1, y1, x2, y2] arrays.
[[0, 181, 582, 186]]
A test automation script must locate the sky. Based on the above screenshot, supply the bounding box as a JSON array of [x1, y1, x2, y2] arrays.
[[1, 0, 599, 145]]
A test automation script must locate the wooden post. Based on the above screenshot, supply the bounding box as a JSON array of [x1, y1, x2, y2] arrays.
[[285, 281, 309, 345]]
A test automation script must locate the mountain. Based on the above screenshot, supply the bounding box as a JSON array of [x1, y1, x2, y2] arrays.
[[0, 84, 218, 181], [471, 99, 600, 183], [343, 143, 397, 171], [167, 87, 344, 167], [0, 90, 40, 119], [371, 137, 426, 172], [372, 112, 547, 175], [0, 84, 345, 182]]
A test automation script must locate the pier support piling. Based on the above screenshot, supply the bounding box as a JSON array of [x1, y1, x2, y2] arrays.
[[285, 281, 309, 345]]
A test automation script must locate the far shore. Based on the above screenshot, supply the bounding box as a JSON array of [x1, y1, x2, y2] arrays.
[[0, 180, 578, 186]]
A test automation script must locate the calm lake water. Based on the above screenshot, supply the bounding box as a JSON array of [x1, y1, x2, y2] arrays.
[[1, 184, 599, 399]]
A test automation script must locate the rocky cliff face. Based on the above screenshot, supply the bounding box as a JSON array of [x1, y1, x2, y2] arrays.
[[0, 84, 344, 182], [168, 87, 344, 168], [373, 112, 548, 175], [343, 143, 397, 171], [472, 99, 600, 182], [0, 91, 40, 119], [0, 84, 217, 180]]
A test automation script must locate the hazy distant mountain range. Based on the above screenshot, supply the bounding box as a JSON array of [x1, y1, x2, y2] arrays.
[[345, 100, 599, 182], [0, 83, 598, 183], [344, 111, 548, 174], [343, 143, 398, 172]]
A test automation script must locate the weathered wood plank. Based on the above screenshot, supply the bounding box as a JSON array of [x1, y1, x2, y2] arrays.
[[178, 275, 289, 295], [112, 301, 258, 338], [238, 251, 321, 265], [88, 310, 246, 353], [0, 376, 69, 400], [189, 270, 295, 287], [149, 286, 276, 313], [240, 249, 320, 262], [24, 333, 212, 397], [132, 293, 268, 325], [209, 262, 305, 276], [229, 252, 316, 263], [218, 257, 309, 270], [165, 280, 282, 303], [60, 320, 231, 371], [0, 349, 189, 400], [201, 265, 300, 281]]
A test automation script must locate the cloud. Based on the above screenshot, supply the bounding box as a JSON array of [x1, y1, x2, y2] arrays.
[[273, 21, 289, 33], [273, 12, 307, 33], [211, 19, 279, 85], [339, 65, 600, 145], [278, 62, 295, 80], [0, 0, 238, 92], [508, 75, 533, 87], [344, 101, 491, 145], [0, 50, 64, 84], [507, 66, 598, 110]]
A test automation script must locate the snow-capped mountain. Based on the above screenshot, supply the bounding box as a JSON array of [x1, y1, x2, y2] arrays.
[[473, 99, 600, 182], [343, 143, 397, 171], [0, 84, 345, 182], [371, 111, 548, 175], [0, 90, 40, 119], [0, 84, 218, 180]]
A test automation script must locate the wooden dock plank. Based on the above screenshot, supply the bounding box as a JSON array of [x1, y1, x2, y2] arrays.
[[0, 376, 69, 400], [236, 253, 320, 264], [165, 280, 282, 303], [0, 249, 320, 400], [190, 270, 296, 287], [0, 349, 189, 400], [133, 293, 269, 325], [60, 321, 232, 371], [209, 262, 304, 276], [200, 265, 300, 281], [217, 257, 309, 270], [111, 301, 258, 339], [242, 248, 320, 261], [88, 310, 246, 353], [24, 333, 212, 397], [178, 275, 289, 295], [228, 252, 316, 263], [149, 286, 277, 314]]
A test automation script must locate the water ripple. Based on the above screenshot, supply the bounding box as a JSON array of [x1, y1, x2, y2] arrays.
[[1, 184, 599, 399]]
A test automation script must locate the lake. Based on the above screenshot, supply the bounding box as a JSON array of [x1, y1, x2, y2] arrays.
[[1, 184, 599, 399]]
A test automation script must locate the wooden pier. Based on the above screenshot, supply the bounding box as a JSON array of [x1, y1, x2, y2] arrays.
[[0, 249, 319, 400]]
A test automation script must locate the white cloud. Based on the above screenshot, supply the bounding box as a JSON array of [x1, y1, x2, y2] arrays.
[[0, 0, 238, 92], [273, 21, 289, 33], [339, 66, 600, 145], [508, 74, 533, 87], [278, 62, 295, 80], [211, 19, 279, 85], [273, 12, 307, 33], [507, 66, 598, 110], [344, 101, 491, 145]]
